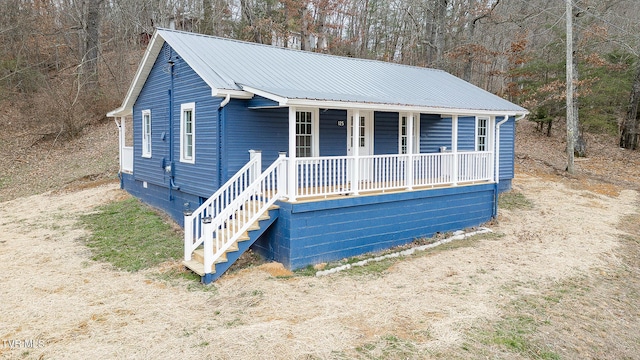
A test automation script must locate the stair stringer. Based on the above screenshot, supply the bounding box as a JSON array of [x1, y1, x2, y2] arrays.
[[201, 207, 279, 284]]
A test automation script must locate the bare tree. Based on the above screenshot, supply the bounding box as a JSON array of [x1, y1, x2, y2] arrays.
[[620, 61, 640, 149], [83, 0, 104, 95]]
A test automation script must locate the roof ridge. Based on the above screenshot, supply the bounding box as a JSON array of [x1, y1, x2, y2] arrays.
[[155, 27, 445, 73]]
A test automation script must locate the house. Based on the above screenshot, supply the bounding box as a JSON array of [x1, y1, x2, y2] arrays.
[[108, 28, 528, 284]]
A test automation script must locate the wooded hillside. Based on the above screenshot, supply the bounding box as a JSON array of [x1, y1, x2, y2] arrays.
[[1, 0, 639, 150]]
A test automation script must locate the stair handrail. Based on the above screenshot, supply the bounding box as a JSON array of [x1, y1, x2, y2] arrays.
[[184, 150, 262, 261], [203, 154, 288, 273]]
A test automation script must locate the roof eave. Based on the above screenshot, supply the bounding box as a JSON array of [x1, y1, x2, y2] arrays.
[[241, 87, 526, 117], [107, 106, 130, 117], [288, 99, 526, 117], [211, 88, 254, 99]]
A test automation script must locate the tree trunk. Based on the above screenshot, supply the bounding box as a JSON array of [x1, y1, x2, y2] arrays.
[[300, 8, 310, 51], [431, 0, 448, 67], [463, 0, 500, 82], [572, 41, 587, 157], [83, 0, 102, 95], [620, 61, 640, 150], [202, 0, 214, 35], [360, 0, 369, 57], [316, 5, 327, 52]]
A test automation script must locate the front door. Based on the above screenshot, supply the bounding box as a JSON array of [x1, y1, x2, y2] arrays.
[[347, 110, 374, 180]]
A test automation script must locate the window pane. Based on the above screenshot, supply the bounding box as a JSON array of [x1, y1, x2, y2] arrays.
[[477, 118, 488, 151], [295, 111, 313, 157], [181, 106, 195, 161], [142, 111, 152, 156]]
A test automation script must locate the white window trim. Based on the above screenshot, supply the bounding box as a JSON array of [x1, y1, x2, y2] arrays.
[[414, 114, 420, 153], [399, 113, 420, 154], [475, 116, 491, 152], [141, 109, 152, 158], [399, 114, 408, 154], [295, 108, 319, 157], [180, 102, 196, 164]]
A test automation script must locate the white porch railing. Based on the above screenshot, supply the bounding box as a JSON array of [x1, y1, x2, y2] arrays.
[[457, 151, 493, 183], [413, 152, 455, 187], [292, 151, 494, 200], [184, 150, 263, 262], [295, 156, 352, 198], [358, 154, 409, 192], [121, 146, 133, 173]]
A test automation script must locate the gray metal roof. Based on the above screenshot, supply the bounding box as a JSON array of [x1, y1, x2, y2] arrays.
[[109, 28, 528, 117]]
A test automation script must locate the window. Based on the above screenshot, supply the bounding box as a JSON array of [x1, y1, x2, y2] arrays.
[[399, 113, 420, 154], [399, 115, 408, 154], [180, 103, 195, 163], [296, 110, 313, 157], [476, 117, 488, 151], [349, 115, 367, 149], [142, 110, 151, 157], [359, 116, 366, 147]]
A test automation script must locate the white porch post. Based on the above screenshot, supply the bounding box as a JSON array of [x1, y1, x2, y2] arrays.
[[495, 115, 509, 184], [116, 117, 124, 173], [288, 107, 297, 202], [202, 216, 213, 274], [277, 152, 287, 196], [452, 115, 459, 186], [248, 149, 262, 183], [351, 109, 360, 195], [406, 113, 415, 190]]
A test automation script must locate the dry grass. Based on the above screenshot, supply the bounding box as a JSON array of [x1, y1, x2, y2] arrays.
[[0, 101, 119, 202], [456, 208, 640, 359]]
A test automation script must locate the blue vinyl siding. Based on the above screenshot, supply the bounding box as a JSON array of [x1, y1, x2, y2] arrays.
[[319, 110, 347, 156], [224, 105, 289, 177], [420, 115, 451, 153], [419, 115, 476, 153], [457, 116, 475, 151], [171, 49, 220, 196], [499, 117, 515, 180], [132, 43, 220, 198], [224, 107, 349, 179], [374, 111, 398, 155], [247, 95, 279, 108], [255, 184, 495, 269], [133, 45, 171, 188]]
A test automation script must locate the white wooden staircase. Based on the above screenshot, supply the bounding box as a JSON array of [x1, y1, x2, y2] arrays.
[[183, 151, 287, 283], [183, 200, 279, 282]]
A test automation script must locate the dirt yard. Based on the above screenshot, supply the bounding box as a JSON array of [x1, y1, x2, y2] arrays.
[[1, 120, 639, 359]]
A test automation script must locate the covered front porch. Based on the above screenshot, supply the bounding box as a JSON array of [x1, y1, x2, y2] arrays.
[[279, 105, 504, 202]]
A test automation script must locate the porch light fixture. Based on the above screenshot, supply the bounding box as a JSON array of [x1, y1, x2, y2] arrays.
[[183, 202, 193, 216]]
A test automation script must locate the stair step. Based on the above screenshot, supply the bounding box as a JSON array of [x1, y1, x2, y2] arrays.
[[183, 259, 208, 276], [242, 200, 279, 210], [231, 209, 273, 222], [215, 230, 250, 243], [227, 215, 271, 231], [193, 247, 231, 264], [228, 222, 260, 232]]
